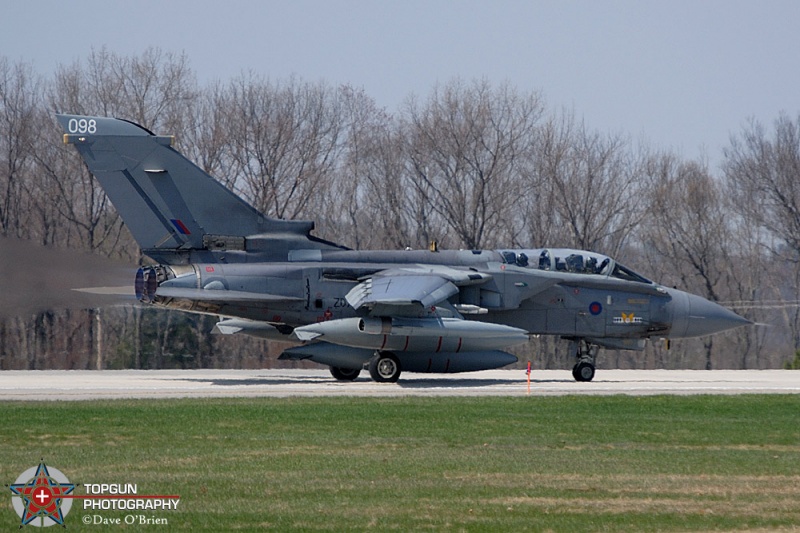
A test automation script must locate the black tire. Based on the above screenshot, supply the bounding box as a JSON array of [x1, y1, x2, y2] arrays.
[[368, 353, 401, 383], [329, 366, 361, 381], [574, 362, 595, 382]]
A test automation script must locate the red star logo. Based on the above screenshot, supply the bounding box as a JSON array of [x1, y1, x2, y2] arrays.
[[9, 462, 75, 527]]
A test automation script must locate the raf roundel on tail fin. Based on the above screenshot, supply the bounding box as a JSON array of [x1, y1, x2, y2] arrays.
[[56, 114, 344, 264]]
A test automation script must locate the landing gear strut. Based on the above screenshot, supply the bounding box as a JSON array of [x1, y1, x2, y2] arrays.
[[569, 339, 598, 382]]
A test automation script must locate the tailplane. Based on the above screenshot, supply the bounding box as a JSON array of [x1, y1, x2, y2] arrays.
[[57, 114, 343, 264]]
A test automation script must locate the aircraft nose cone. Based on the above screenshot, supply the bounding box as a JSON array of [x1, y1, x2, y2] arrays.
[[667, 290, 751, 338]]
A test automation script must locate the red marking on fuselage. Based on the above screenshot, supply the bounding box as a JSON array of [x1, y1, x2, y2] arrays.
[[380, 335, 388, 350], [403, 336, 410, 351], [456, 337, 462, 353], [435, 336, 443, 353]]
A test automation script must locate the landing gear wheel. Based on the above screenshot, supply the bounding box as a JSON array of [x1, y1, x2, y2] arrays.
[[574, 361, 595, 382], [569, 339, 599, 382], [369, 352, 401, 383], [330, 366, 361, 381]]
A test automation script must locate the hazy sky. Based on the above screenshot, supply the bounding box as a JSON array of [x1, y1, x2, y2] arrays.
[[3, 0, 799, 169]]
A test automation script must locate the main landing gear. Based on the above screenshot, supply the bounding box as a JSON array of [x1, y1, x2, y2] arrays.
[[329, 366, 361, 381], [328, 352, 402, 383], [368, 352, 402, 383], [569, 339, 599, 382]]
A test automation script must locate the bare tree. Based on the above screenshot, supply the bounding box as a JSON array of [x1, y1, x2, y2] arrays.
[[640, 153, 755, 369], [725, 114, 800, 260], [533, 112, 646, 256], [402, 79, 544, 250], [51, 47, 197, 133], [180, 81, 240, 187], [226, 75, 345, 219], [309, 85, 403, 249], [0, 58, 41, 239], [725, 114, 800, 353], [358, 123, 432, 250], [645, 156, 730, 299]]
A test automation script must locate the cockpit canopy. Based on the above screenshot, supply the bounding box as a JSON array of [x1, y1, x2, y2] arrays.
[[497, 248, 652, 284]]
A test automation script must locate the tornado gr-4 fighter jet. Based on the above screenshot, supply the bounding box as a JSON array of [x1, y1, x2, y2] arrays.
[[57, 114, 750, 382]]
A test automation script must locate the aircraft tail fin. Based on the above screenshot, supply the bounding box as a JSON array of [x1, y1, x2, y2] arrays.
[[57, 114, 342, 263]]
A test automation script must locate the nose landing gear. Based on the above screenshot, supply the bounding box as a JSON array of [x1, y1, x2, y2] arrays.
[[569, 339, 598, 382]]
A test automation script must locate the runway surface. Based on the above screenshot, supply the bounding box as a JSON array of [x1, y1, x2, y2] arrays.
[[0, 369, 798, 400]]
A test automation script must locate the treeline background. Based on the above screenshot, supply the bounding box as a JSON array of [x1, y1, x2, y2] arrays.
[[1, 48, 798, 371]]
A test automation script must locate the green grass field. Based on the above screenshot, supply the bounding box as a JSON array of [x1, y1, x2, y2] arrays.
[[2, 395, 799, 531]]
